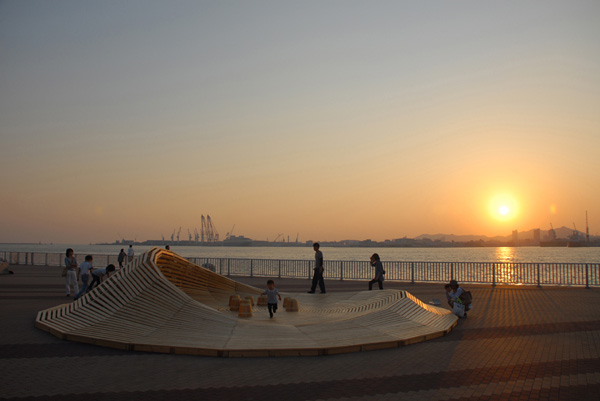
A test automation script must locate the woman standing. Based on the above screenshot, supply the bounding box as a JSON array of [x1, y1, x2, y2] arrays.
[[64, 248, 79, 297], [368, 253, 384, 290]]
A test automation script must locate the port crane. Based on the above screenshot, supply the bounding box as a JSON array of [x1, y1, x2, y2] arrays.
[[226, 224, 235, 240], [586, 211, 590, 242], [200, 215, 219, 243], [549, 223, 557, 240]]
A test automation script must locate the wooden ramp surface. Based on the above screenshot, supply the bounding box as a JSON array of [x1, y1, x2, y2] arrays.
[[36, 248, 457, 357]]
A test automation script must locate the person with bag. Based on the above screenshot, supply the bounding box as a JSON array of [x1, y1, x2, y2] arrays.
[[64, 248, 79, 297], [368, 253, 385, 290], [445, 280, 472, 318]]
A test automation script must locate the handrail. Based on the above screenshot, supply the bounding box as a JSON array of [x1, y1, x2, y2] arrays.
[[3, 250, 599, 287]]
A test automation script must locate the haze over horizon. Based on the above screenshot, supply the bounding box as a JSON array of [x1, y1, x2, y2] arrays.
[[1, 1, 599, 244]]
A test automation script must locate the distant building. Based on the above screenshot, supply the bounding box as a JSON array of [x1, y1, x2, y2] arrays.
[[512, 230, 518, 243], [533, 229, 541, 243]]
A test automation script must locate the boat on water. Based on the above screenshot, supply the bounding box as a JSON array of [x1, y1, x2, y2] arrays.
[[540, 239, 568, 247], [222, 235, 253, 246], [567, 240, 600, 247]]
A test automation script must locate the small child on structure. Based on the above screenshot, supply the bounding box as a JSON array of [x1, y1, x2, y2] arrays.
[[87, 264, 116, 293], [264, 279, 282, 318]]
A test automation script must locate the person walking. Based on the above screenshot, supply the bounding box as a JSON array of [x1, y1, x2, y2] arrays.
[[117, 249, 126, 268], [368, 253, 384, 290], [308, 243, 326, 294], [64, 248, 79, 297], [127, 245, 134, 263]]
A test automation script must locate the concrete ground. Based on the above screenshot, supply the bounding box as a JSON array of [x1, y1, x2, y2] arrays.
[[1, 265, 599, 401]]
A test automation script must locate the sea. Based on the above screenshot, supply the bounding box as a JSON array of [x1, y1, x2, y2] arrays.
[[1, 243, 599, 264]]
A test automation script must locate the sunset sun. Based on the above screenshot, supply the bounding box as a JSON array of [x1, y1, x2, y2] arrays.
[[489, 194, 519, 222]]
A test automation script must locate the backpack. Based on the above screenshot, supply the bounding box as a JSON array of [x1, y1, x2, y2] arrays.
[[459, 290, 473, 311]]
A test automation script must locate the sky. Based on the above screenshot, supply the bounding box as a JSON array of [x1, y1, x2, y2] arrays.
[[1, 1, 599, 244]]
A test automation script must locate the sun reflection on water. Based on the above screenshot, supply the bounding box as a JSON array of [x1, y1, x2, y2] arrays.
[[496, 247, 515, 263], [495, 247, 522, 284]]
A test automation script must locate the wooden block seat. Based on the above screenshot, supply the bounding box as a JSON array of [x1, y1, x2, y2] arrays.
[[36, 248, 458, 357]]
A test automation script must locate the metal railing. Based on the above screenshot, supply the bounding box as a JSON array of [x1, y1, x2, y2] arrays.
[[3, 251, 599, 288]]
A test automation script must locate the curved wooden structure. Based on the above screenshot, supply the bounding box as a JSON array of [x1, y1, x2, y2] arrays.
[[36, 248, 457, 357]]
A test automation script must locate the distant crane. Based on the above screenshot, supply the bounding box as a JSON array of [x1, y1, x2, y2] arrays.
[[226, 224, 235, 240], [586, 211, 590, 242], [177, 227, 181, 242], [201, 216, 207, 243], [170, 229, 175, 242], [188, 229, 192, 242], [200, 215, 219, 243], [549, 223, 557, 240], [194, 228, 199, 242], [207, 215, 219, 242], [274, 233, 283, 242]]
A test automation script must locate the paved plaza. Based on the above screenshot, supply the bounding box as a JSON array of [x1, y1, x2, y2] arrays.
[[1, 264, 599, 400]]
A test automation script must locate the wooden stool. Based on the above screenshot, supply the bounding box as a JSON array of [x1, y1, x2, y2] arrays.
[[229, 296, 240, 311], [245, 296, 255, 306], [285, 298, 299, 312], [238, 300, 253, 318], [257, 294, 268, 306], [283, 297, 291, 308]]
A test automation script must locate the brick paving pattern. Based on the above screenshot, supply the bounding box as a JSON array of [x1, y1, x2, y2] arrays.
[[1, 265, 599, 400]]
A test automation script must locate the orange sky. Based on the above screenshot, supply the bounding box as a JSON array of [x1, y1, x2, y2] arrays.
[[1, 2, 599, 244]]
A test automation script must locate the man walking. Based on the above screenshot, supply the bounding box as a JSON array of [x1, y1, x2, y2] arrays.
[[127, 245, 134, 263], [308, 243, 326, 294]]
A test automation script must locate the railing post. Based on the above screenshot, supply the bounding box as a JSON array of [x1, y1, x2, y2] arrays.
[[340, 261, 343, 281], [308, 261, 311, 280], [227, 259, 230, 276], [537, 263, 541, 288], [278, 260, 281, 278], [492, 263, 496, 287], [450, 263, 454, 281], [411, 262, 415, 284], [250, 260, 253, 278], [585, 263, 590, 289], [45, 253, 48, 266], [107, 255, 110, 266]]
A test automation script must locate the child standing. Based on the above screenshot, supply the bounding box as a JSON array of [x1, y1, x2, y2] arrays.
[[264, 279, 282, 318], [74, 255, 93, 300]]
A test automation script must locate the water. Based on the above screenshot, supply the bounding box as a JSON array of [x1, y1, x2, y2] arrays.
[[1, 243, 599, 264]]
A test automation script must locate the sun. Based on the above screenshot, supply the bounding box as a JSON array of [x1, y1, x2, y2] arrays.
[[489, 194, 519, 222]]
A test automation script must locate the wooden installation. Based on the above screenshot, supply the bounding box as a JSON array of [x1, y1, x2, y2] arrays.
[[285, 298, 299, 312], [257, 294, 268, 306], [238, 300, 253, 318], [36, 248, 458, 357]]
